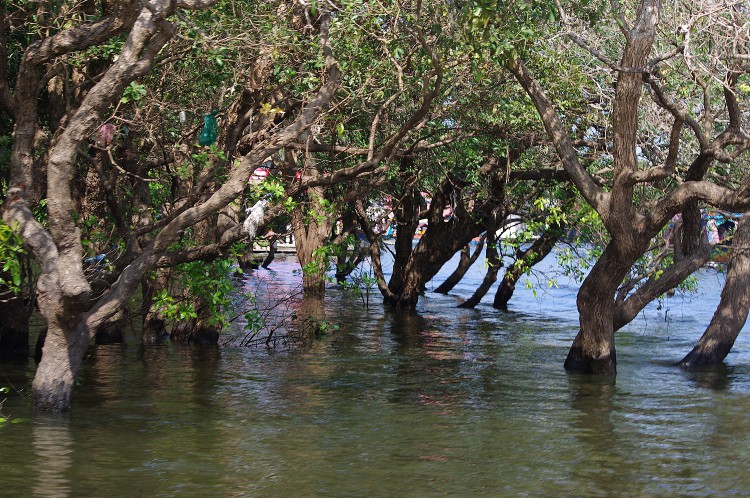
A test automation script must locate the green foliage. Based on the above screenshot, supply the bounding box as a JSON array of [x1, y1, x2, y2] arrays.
[[296, 315, 339, 339], [153, 258, 240, 330], [340, 265, 377, 308], [120, 82, 148, 104], [0, 221, 26, 293]]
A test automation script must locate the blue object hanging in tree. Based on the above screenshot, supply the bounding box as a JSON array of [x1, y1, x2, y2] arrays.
[[198, 109, 219, 146]]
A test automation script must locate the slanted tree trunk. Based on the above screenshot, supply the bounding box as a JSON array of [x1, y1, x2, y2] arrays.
[[332, 206, 365, 283], [434, 236, 486, 294], [4, 6, 341, 412], [380, 169, 506, 308], [510, 1, 660, 375], [679, 214, 750, 366], [459, 224, 501, 308], [493, 228, 560, 311]]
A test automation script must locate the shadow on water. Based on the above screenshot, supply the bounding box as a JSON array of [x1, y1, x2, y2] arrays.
[[679, 362, 735, 391]]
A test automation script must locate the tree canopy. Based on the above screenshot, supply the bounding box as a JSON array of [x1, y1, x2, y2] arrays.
[[2, 0, 750, 411]]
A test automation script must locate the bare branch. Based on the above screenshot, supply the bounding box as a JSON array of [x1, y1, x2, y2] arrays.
[[508, 58, 607, 212]]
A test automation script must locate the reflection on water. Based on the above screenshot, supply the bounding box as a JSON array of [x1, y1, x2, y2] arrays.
[[33, 420, 72, 498], [1, 255, 750, 495]]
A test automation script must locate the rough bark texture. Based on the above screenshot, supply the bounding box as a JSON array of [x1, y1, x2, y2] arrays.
[[375, 166, 508, 308], [512, 0, 661, 374], [679, 214, 750, 366], [563, 244, 640, 374], [32, 319, 90, 411], [291, 190, 334, 297], [2, 5, 342, 411]]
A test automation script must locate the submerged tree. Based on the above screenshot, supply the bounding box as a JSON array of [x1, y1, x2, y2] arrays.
[[1, 0, 342, 411], [679, 213, 750, 366], [506, 0, 750, 373]]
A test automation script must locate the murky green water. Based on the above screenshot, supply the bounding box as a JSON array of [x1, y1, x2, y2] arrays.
[[2, 256, 750, 496]]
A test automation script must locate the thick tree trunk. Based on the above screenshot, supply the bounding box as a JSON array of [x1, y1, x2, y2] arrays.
[[564, 243, 636, 374], [291, 187, 333, 297], [170, 315, 220, 345], [434, 236, 485, 294], [679, 214, 750, 366], [32, 319, 89, 411], [385, 176, 493, 308]]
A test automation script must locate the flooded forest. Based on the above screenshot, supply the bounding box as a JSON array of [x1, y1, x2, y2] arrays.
[[2, 0, 750, 495]]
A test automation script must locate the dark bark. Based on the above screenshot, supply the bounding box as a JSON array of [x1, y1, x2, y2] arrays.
[[261, 237, 278, 269], [514, 1, 661, 375], [564, 243, 639, 375], [434, 236, 486, 294], [0, 296, 31, 359], [142, 270, 168, 344], [333, 207, 365, 282], [142, 317, 168, 345], [493, 229, 560, 311], [170, 314, 220, 346], [382, 166, 508, 308], [679, 214, 750, 366], [94, 312, 125, 345], [613, 240, 711, 330], [459, 226, 501, 308]]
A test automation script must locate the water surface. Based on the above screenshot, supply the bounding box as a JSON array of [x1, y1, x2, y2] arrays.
[[1, 254, 749, 496]]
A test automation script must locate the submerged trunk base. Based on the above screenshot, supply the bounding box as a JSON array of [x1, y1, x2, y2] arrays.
[[678, 343, 733, 368], [564, 347, 617, 375], [171, 318, 220, 345]]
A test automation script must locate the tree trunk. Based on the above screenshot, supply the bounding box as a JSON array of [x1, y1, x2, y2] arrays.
[[141, 270, 166, 344], [32, 319, 89, 411], [291, 184, 333, 297], [434, 236, 485, 294], [493, 228, 560, 311], [94, 310, 125, 345], [459, 230, 501, 308], [170, 305, 220, 345], [564, 243, 636, 374], [679, 214, 750, 366], [261, 236, 278, 269]]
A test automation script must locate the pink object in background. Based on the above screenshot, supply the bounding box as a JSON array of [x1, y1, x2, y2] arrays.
[[97, 123, 116, 146], [250, 167, 270, 183]]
